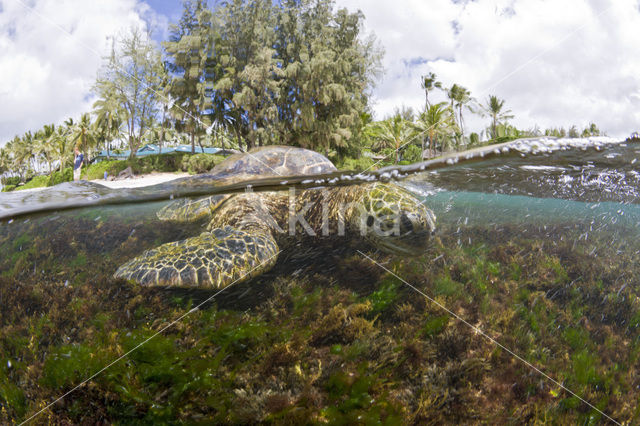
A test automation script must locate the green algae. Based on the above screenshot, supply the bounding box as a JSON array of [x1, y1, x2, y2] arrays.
[[365, 277, 400, 314], [422, 315, 449, 338], [0, 201, 640, 423]]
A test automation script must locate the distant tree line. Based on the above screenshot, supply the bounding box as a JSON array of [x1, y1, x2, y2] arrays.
[[364, 72, 603, 164]]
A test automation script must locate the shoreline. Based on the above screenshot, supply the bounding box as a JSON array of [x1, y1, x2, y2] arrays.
[[6, 172, 191, 193], [89, 171, 190, 189]]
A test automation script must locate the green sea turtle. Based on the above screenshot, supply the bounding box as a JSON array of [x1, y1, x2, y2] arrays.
[[114, 146, 436, 288]]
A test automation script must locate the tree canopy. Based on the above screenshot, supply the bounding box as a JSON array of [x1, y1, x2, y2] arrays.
[[94, 27, 164, 157]]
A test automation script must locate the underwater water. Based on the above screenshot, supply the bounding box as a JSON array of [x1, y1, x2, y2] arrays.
[[1, 138, 640, 424]]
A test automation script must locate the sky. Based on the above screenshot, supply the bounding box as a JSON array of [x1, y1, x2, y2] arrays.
[[0, 0, 639, 145]]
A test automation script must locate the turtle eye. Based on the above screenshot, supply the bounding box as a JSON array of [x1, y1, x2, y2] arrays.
[[366, 215, 375, 227]]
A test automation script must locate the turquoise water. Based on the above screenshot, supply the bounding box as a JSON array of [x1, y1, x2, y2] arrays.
[[427, 190, 640, 230]]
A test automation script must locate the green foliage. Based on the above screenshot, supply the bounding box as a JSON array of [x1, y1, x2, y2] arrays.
[[69, 253, 88, 267], [132, 153, 187, 174], [447, 83, 472, 135], [494, 122, 521, 139], [210, 0, 381, 153], [16, 175, 50, 190], [568, 125, 579, 138], [545, 127, 567, 138], [86, 153, 192, 178], [289, 285, 323, 317], [323, 367, 402, 423], [42, 343, 114, 389], [421, 71, 442, 109], [422, 315, 449, 338], [379, 147, 395, 161], [120, 330, 180, 385], [366, 115, 413, 163], [544, 123, 602, 138], [2, 153, 223, 191], [206, 317, 269, 353], [433, 273, 464, 298], [469, 132, 480, 146], [413, 102, 457, 153], [181, 153, 223, 174], [85, 160, 129, 180], [94, 27, 163, 156], [563, 327, 590, 350], [367, 279, 400, 314], [402, 144, 422, 163], [11, 167, 73, 191], [483, 95, 514, 139], [542, 256, 569, 284], [336, 156, 375, 171], [571, 349, 601, 387], [509, 261, 522, 280], [1, 176, 19, 186], [0, 368, 26, 418], [2, 167, 76, 191], [48, 168, 73, 186], [163, 0, 212, 146]]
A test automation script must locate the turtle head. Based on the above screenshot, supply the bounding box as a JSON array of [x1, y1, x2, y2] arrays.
[[353, 183, 436, 256]]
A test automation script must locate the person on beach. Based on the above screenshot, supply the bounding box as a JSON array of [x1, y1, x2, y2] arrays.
[[73, 147, 84, 181]]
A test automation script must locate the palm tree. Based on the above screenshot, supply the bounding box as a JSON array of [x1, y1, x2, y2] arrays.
[[209, 92, 239, 149], [451, 85, 473, 137], [50, 126, 73, 172], [420, 72, 442, 110], [63, 117, 75, 132], [0, 147, 11, 183], [93, 94, 123, 160], [8, 134, 33, 182], [447, 84, 458, 111], [482, 95, 514, 139], [3, 138, 17, 178], [72, 113, 97, 163], [31, 138, 48, 176], [21, 132, 37, 177], [34, 124, 56, 175], [412, 102, 456, 158], [366, 115, 413, 164]]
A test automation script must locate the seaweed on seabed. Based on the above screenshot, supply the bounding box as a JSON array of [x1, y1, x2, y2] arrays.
[[3, 214, 640, 423]]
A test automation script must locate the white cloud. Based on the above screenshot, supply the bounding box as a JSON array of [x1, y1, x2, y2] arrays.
[[0, 0, 160, 144], [2, 0, 639, 143], [337, 0, 640, 137]]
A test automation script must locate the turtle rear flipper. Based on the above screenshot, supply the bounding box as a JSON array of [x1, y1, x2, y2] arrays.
[[114, 226, 279, 288]]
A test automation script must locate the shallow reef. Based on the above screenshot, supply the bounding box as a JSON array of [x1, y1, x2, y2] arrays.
[[1, 203, 640, 424]]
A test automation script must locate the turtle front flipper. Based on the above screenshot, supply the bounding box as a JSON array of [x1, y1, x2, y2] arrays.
[[157, 195, 228, 222], [114, 226, 279, 288]]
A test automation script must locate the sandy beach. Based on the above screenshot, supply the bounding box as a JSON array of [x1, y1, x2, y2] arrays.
[[5, 172, 191, 193], [90, 172, 190, 188]]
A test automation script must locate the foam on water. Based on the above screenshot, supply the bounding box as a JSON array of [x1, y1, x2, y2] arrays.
[[422, 137, 639, 204]]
